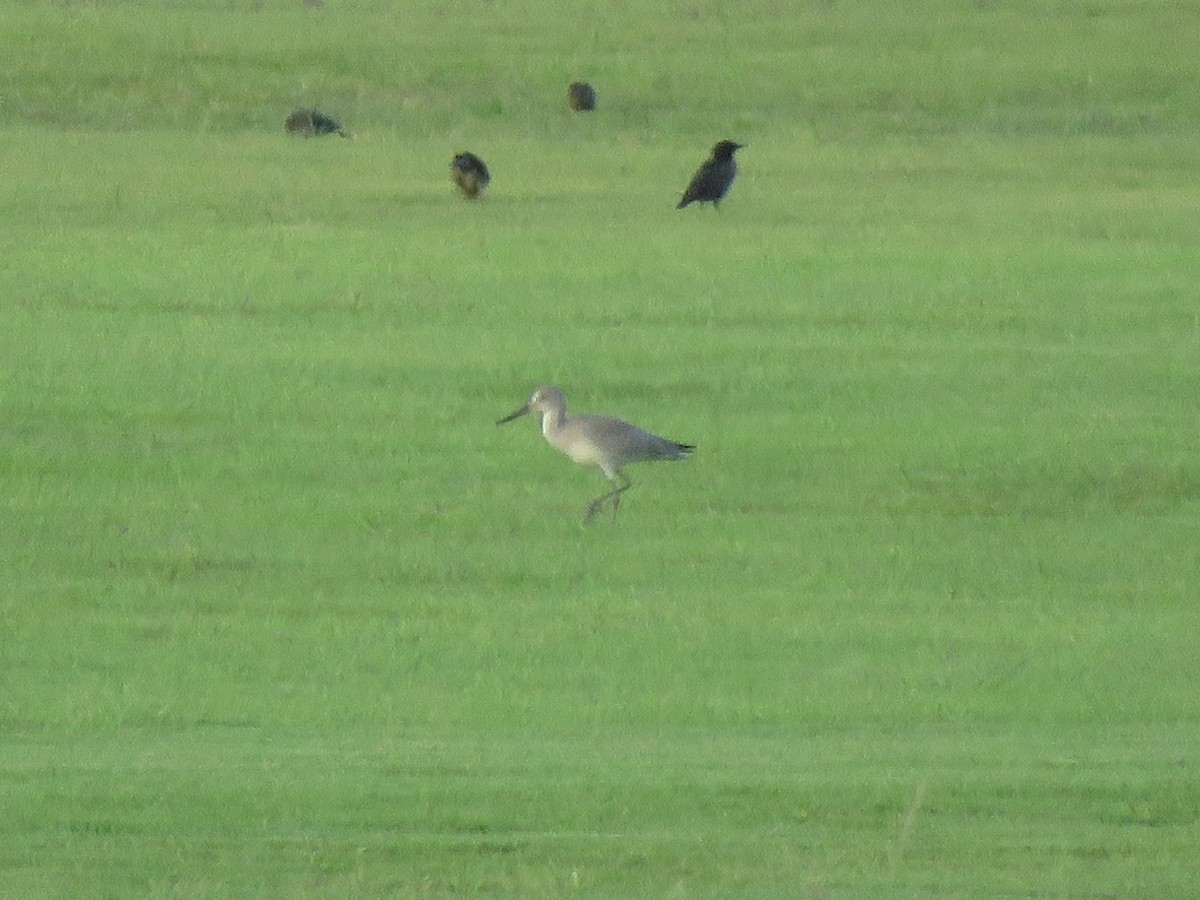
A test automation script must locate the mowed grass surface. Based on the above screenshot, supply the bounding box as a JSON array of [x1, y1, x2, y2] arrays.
[[2, 1, 1199, 896]]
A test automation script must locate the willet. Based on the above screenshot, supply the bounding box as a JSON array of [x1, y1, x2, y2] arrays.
[[497, 385, 695, 522]]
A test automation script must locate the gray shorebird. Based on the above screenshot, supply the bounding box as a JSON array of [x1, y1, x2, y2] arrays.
[[497, 385, 695, 522]]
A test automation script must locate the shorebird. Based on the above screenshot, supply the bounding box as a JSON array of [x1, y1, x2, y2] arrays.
[[497, 385, 695, 522]]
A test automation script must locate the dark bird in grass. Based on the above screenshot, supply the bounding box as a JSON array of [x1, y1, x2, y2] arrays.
[[451, 152, 491, 200], [284, 107, 348, 138], [677, 140, 744, 209], [567, 81, 597, 112]]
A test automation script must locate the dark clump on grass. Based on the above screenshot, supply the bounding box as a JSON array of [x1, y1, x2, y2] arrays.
[[284, 107, 348, 138], [450, 152, 491, 199], [677, 139, 744, 209], [567, 81, 597, 111]]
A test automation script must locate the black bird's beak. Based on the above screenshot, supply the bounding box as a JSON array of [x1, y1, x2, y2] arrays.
[[496, 403, 531, 425]]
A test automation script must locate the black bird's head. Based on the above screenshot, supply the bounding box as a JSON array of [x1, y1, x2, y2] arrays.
[[711, 140, 745, 161]]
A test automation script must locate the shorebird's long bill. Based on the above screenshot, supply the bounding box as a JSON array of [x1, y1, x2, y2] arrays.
[[496, 403, 530, 425]]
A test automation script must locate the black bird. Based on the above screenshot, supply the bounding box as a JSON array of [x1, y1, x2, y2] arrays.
[[677, 140, 744, 209], [284, 108, 347, 138], [451, 152, 491, 200], [567, 81, 597, 112]]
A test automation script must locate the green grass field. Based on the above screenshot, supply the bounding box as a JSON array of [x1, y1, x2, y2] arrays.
[[2, 1, 1198, 896]]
